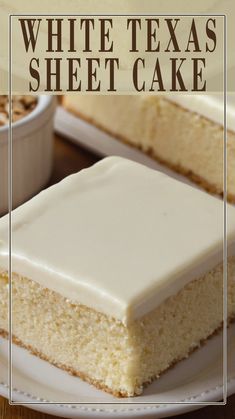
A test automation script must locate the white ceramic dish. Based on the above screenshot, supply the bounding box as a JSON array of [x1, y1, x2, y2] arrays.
[[0, 324, 234, 418], [0, 95, 56, 215]]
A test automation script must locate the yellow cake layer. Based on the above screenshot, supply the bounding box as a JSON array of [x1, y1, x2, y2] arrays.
[[63, 95, 235, 201], [1, 259, 235, 397]]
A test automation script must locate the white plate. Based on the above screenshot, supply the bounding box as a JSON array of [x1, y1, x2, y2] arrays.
[[0, 324, 235, 418]]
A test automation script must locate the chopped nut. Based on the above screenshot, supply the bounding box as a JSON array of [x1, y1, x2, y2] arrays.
[[21, 95, 36, 107], [0, 96, 8, 107], [0, 95, 37, 127]]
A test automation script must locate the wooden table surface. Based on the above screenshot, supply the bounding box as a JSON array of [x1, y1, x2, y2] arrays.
[[0, 133, 235, 419]]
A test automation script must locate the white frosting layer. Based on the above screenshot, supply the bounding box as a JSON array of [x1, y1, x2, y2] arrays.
[[164, 94, 235, 132], [0, 157, 235, 324]]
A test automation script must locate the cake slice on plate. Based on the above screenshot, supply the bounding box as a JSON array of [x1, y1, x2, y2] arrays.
[[0, 156, 235, 397], [63, 94, 235, 202]]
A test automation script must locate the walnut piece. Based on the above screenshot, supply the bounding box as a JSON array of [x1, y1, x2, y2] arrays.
[[0, 95, 38, 127]]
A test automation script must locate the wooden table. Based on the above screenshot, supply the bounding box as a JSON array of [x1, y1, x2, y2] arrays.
[[1, 133, 235, 419]]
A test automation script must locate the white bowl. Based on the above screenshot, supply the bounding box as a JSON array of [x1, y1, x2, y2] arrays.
[[0, 95, 56, 215]]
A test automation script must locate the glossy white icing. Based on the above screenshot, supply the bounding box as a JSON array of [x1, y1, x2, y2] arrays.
[[0, 157, 235, 324], [165, 94, 235, 132]]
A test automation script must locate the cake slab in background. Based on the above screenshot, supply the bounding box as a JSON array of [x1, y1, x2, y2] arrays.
[[56, 93, 235, 202]]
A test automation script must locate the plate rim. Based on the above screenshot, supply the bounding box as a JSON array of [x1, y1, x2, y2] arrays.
[[1, 377, 235, 418]]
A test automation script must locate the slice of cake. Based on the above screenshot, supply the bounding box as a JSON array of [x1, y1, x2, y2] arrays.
[[63, 94, 235, 202], [0, 156, 235, 397]]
